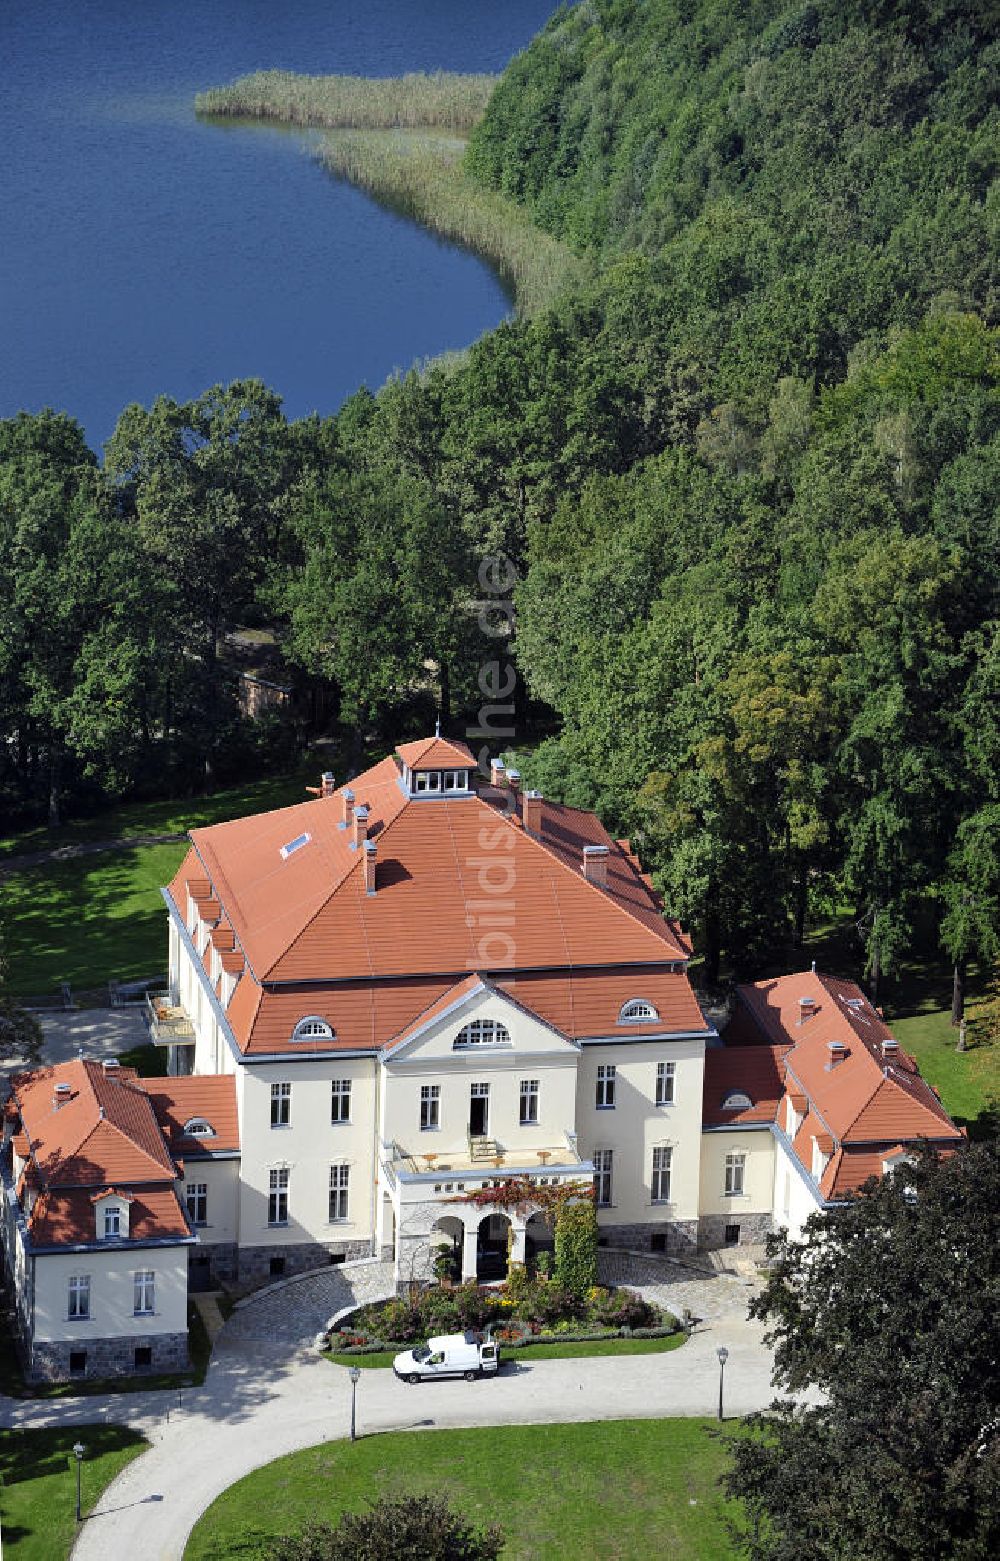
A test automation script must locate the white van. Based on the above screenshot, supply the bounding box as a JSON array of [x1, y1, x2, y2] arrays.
[[394, 1330, 500, 1383]]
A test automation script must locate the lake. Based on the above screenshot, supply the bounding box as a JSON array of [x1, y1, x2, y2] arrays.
[[0, 0, 557, 453]]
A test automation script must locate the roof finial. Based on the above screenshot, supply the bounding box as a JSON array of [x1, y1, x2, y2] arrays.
[[435, 714, 441, 738]]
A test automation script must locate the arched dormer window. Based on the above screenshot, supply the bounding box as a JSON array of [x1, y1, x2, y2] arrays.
[[721, 1091, 753, 1111], [183, 1118, 215, 1138], [619, 998, 660, 1024], [292, 1017, 334, 1043], [453, 1018, 511, 1049]]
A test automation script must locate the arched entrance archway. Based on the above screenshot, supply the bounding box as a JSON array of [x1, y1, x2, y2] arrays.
[[476, 1213, 512, 1281], [525, 1210, 556, 1276], [431, 1215, 464, 1283]]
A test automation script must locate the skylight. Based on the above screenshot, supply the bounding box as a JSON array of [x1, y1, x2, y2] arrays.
[[280, 832, 311, 860]]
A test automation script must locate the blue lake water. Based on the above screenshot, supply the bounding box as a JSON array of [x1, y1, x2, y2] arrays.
[[0, 0, 556, 452]]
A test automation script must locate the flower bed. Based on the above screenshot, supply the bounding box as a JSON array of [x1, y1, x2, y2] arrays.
[[326, 1278, 679, 1356]]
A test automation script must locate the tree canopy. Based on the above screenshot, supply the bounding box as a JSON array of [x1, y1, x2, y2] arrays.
[[724, 1141, 1000, 1559]]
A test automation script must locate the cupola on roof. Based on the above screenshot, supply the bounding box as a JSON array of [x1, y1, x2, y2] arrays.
[[396, 736, 476, 772]]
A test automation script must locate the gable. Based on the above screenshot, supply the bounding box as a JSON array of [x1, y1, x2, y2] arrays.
[[383, 982, 574, 1065]]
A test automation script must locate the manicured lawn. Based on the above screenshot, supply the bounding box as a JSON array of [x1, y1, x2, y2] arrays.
[[0, 1425, 148, 1561], [0, 842, 189, 998], [327, 1331, 687, 1369], [184, 1419, 738, 1560]]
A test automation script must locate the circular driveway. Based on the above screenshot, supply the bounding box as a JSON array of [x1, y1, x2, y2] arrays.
[[35, 1261, 786, 1561]]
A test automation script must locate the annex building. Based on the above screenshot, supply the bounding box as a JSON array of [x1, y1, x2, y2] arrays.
[[1, 737, 963, 1379]]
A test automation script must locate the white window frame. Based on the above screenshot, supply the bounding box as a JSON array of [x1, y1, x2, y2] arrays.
[[596, 1064, 616, 1109], [268, 1167, 289, 1225], [68, 1274, 90, 1320], [183, 1117, 215, 1138], [656, 1061, 676, 1106], [453, 1018, 511, 1049], [594, 1148, 613, 1206], [724, 1152, 746, 1197], [722, 1091, 753, 1111], [133, 1269, 155, 1316], [619, 998, 660, 1023], [331, 1078, 351, 1123], [186, 1182, 208, 1225], [519, 1078, 539, 1125], [328, 1163, 350, 1223], [270, 1081, 291, 1128], [103, 1205, 121, 1239], [651, 1146, 672, 1204], [420, 1084, 441, 1132], [293, 1016, 333, 1042]]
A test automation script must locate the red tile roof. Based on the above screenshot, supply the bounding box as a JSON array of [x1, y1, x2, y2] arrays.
[[29, 1187, 190, 1247], [13, 1061, 177, 1185], [702, 1046, 790, 1126], [143, 1076, 239, 1154], [397, 736, 476, 771], [731, 971, 962, 1195]]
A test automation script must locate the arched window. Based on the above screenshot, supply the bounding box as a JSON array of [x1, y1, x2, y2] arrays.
[[183, 1118, 215, 1138], [453, 1018, 511, 1049], [619, 998, 660, 1023], [721, 1091, 753, 1111], [292, 1017, 334, 1042]]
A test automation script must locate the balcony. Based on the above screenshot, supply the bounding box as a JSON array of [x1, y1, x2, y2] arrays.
[[145, 991, 195, 1047], [383, 1131, 588, 1186]]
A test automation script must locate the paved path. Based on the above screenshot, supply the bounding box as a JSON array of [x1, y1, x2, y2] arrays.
[[0, 832, 185, 878], [0, 1258, 795, 1561]]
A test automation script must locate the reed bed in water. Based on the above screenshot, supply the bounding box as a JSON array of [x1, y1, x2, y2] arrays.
[[196, 70, 497, 132], [317, 131, 583, 317]]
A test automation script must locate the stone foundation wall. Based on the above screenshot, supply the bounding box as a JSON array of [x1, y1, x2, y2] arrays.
[[597, 1219, 699, 1259], [698, 1212, 773, 1249], [235, 1239, 372, 1293], [30, 1331, 188, 1383]]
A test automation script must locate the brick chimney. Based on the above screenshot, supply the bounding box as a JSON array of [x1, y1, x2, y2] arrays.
[[320, 771, 336, 798], [490, 758, 506, 789], [363, 838, 377, 895], [340, 787, 355, 831], [826, 1039, 847, 1070], [352, 804, 369, 851], [798, 995, 817, 1025], [506, 768, 521, 793], [523, 789, 543, 837], [583, 844, 609, 886]]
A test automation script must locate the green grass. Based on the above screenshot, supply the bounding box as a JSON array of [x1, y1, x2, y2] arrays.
[[184, 1419, 738, 1560], [327, 1332, 686, 1369], [197, 69, 498, 132], [0, 1425, 147, 1561], [0, 1301, 213, 1399]]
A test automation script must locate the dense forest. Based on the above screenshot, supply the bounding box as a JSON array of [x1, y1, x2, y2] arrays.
[[1, 0, 997, 998]]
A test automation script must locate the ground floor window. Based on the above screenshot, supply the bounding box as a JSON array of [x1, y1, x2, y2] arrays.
[[133, 1270, 155, 1315], [269, 1256, 285, 1277], [269, 1167, 289, 1225], [724, 1152, 746, 1197], [651, 1146, 672, 1204], [725, 1223, 741, 1246], [69, 1349, 87, 1376], [594, 1148, 613, 1206], [134, 1345, 152, 1370], [68, 1274, 90, 1320], [519, 1078, 539, 1125], [329, 1163, 350, 1222]]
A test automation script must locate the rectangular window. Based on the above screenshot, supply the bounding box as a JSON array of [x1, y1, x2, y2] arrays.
[[330, 1078, 351, 1123], [329, 1163, 350, 1222], [185, 1183, 208, 1226], [725, 1152, 746, 1197], [656, 1061, 676, 1106], [270, 1081, 291, 1127], [103, 1205, 121, 1238], [594, 1148, 613, 1206], [651, 1146, 672, 1204], [596, 1064, 616, 1109], [69, 1349, 87, 1376], [133, 1270, 155, 1315], [134, 1345, 152, 1370], [268, 1167, 289, 1225], [68, 1275, 90, 1320], [519, 1078, 539, 1125], [420, 1084, 440, 1131]]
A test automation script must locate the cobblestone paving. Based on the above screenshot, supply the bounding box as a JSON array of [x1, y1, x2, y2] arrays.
[[220, 1259, 396, 1347], [597, 1249, 760, 1327]]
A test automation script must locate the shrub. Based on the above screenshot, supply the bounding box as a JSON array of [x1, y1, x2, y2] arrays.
[[454, 1283, 502, 1330], [270, 1494, 503, 1560], [376, 1299, 423, 1344], [593, 1288, 660, 1330], [554, 1198, 598, 1294], [530, 1283, 586, 1326]]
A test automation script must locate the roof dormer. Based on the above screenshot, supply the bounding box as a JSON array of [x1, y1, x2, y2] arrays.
[[396, 736, 477, 799], [93, 1188, 133, 1242]]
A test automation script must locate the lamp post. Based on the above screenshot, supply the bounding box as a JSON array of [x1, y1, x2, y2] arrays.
[[349, 1365, 361, 1442], [716, 1346, 729, 1422], [73, 1441, 85, 1523]]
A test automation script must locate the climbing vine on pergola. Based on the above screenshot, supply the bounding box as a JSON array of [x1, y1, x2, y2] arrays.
[[450, 1175, 595, 1217]]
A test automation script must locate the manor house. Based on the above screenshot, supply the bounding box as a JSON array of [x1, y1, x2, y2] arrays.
[[1, 737, 962, 1379]]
